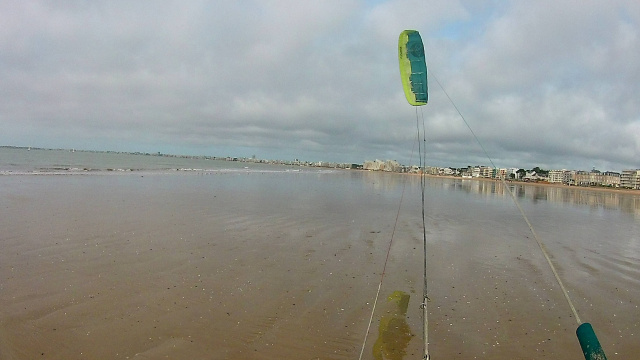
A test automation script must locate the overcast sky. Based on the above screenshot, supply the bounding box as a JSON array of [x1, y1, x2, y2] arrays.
[[1, 1, 639, 171]]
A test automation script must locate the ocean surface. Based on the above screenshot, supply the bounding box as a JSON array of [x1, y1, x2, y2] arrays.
[[1, 147, 639, 217], [1, 146, 639, 359], [0, 147, 314, 174]]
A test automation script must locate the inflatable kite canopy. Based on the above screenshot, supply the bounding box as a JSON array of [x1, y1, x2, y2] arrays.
[[398, 30, 428, 106]]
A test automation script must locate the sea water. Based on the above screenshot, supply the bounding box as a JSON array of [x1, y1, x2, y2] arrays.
[[0, 147, 309, 174], [2, 146, 638, 261]]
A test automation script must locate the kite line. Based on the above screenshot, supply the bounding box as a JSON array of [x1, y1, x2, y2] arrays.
[[430, 69, 606, 359]]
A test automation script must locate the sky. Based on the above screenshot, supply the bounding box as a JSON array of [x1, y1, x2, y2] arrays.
[[1, 0, 639, 171]]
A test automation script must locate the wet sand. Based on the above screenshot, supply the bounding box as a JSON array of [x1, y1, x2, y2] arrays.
[[0, 172, 638, 359]]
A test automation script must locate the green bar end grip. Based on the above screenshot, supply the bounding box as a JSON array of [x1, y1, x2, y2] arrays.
[[576, 323, 607, 360]]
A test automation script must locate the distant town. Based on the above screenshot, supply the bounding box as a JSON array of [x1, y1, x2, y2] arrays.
[[201, 154, 640, 191], [142, 151, 640, 191], [4, 146, 639, 190], [360, 159, 640, 190]]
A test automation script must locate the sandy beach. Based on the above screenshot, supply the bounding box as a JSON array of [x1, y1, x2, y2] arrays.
[[0, 172, 638, 359]]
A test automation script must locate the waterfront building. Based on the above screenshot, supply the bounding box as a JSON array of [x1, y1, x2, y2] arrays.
[[490, 168, 506, 179], [563, 171, 574, 185], [621, 169, 640, 189], [548, 169, 566, 183], [589, 170, 604, 186], [573, 171, 590, 186], [363, 159, 401, 172], [363, 159, 383, 171], [506, 168, 519, 179], [481, 166, 492, 178], [602, 172, 621, 187]]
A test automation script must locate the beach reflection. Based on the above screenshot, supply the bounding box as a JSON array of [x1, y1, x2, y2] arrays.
[[428, 177, 640, 218], [357, 171, 640, 218]]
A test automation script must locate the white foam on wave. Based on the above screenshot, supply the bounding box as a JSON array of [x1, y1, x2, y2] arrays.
[[1, 167, 338, 176]]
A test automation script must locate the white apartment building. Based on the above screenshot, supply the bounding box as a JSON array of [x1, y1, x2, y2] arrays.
[[548, 169, 567, 183], [621, 169, 640, 189]]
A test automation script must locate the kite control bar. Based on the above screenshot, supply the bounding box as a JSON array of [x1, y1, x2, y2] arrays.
[[576, 323, 607, 360]]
